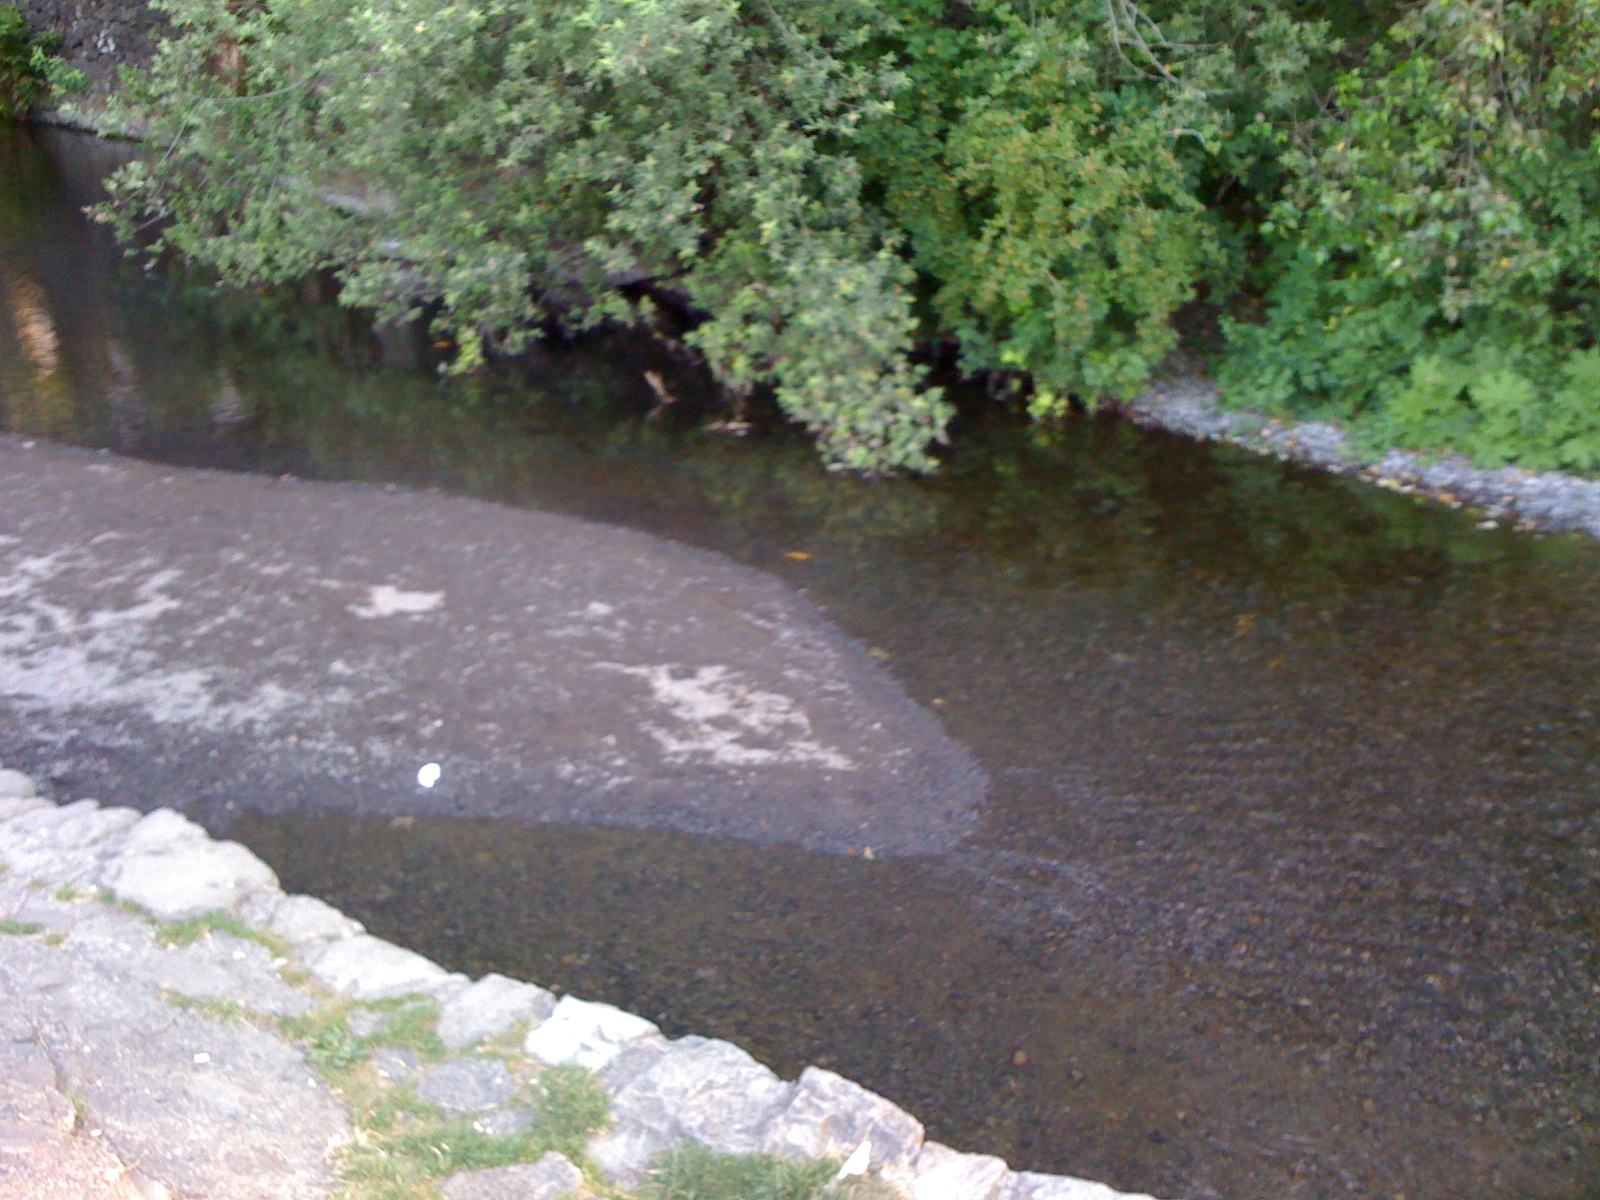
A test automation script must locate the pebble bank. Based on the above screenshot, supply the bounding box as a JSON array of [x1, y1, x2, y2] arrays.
[[0, 764, 1158, 1200], [1127, 375, 1600, 540]]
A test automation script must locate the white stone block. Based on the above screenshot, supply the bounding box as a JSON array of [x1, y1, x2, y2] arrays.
[[437, 973, 556, 1050], [101, 837, 279, 921], [914, 1143, 1011, 1200], [607, 1035, 795, 1157], [306, 935, 453, 1000], [0, 768, 38, 800], [118, 808, 210, 855], [523, 995, 657, 1070], [1010, 1172, 1161, 1200], [0, 800, 141, 884], [760, 1065, 924, 1168], [267, 894, 365, 947]]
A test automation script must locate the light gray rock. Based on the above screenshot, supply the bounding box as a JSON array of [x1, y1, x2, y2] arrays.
[[0, 1038, 74, 1128], [472, 1107, 533, 1137], [0, 768, 37, 800], [1008, 1171, 1161, 1200], [116, 808, 209, 855], [236, 887, 282, 927], [98, 811, 279, 920], [132, 934, 313, 1018], [0, 800, 141, 884], [0, 795, 48, 823], [416, 1057, 515, 1113], [588, 1119, 677, 1187], [523, 995, 657, 1070], [438, 973, 556, 1050], [588, 1035, 795, 1184], [0, 891, 349, 1200], [595, 1034, 671, 1092], [348, 1009, 390, 1039], [267, 894, 365, 947], [370, 1049, 418, 1083], [442, 1151, 584, 1200], [760, 1065, 924, 1168], [914, 1143, 1011, 1200], [305, 935, 453, 1001]]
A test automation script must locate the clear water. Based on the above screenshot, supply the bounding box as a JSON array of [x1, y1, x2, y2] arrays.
[[4, 124, 1600, 1200]]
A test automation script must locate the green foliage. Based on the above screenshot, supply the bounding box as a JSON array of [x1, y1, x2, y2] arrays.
[[852, 0, 1344, 416], [88, 0, 1600, 473], [1221, 0, 1600, 470], [0, 919, 44, 935], [99, 0, 950, 471], [642, 1143, 840, 1200], [0, 3, 85, 122]]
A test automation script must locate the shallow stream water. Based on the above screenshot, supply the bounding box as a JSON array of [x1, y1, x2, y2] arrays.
[[3, 125, 1600, 1200]]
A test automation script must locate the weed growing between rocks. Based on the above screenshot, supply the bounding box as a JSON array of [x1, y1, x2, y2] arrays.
[[148, 907, 290, 951], [324, 1051, 610, 1200], [0, 918, 43, 935], [643, 1145, 837, 1200], [643, 1145, 893, 1200], [265, 996, 606, 1200]]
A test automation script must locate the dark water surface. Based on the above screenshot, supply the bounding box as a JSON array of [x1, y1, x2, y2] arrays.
[[4, 126, 1600, 1200]]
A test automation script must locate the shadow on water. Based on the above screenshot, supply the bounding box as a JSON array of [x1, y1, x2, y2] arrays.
[[4, 124, 1600, 1200]]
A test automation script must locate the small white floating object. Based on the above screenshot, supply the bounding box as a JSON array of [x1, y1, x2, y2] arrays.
[[193, 1052, 211, 1064], [836, 1139, 872, 1180], [417, 762, 442, 788]]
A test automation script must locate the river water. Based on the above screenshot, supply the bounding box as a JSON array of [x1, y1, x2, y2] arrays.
[[3, 125, 1599, 1200]]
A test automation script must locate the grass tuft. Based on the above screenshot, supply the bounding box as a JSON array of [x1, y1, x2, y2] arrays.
[[160, 991, 257, 1024], [148, 909, 291, 956], [642, 1145, 840, 1200], [0, 919, 43, 935]]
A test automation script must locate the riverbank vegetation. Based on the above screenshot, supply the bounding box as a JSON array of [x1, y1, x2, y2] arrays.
[[82, 0, 1600, 473], [0, 2, 82, 121]]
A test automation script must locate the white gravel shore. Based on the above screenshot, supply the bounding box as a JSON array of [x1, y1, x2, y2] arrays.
[[1126, 375, 1600, 540]]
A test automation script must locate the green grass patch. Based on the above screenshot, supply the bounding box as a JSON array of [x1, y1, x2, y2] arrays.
[[320, 1046, 610, 1200], [0, 919, 43, 935], [41, 929, 66, 946], [642, 1145, 840, 1200], [365, 998, 447, 1062], [160, 991, 258, 1024], [97, 888, 144, 915], [26, 878, 46, 891], [146, 910, 293, 961], [53, 884, 79, 902], [151, 909, 278, 948]]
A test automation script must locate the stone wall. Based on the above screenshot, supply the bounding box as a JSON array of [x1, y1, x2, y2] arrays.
[[0, 764, 1159, 1200], [14, 0, 164, 120]]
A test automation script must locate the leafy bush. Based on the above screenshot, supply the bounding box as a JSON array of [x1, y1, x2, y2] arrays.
[[0, 2, 85, 121], [1220, 0, 1600, 470], [856, 0, 1339, 418], [93, 0, 1600, 473], [98, 0, 950, 472]]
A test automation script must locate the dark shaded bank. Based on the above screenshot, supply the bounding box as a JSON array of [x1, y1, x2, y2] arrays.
[[5, 125, 1600, 1200]]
